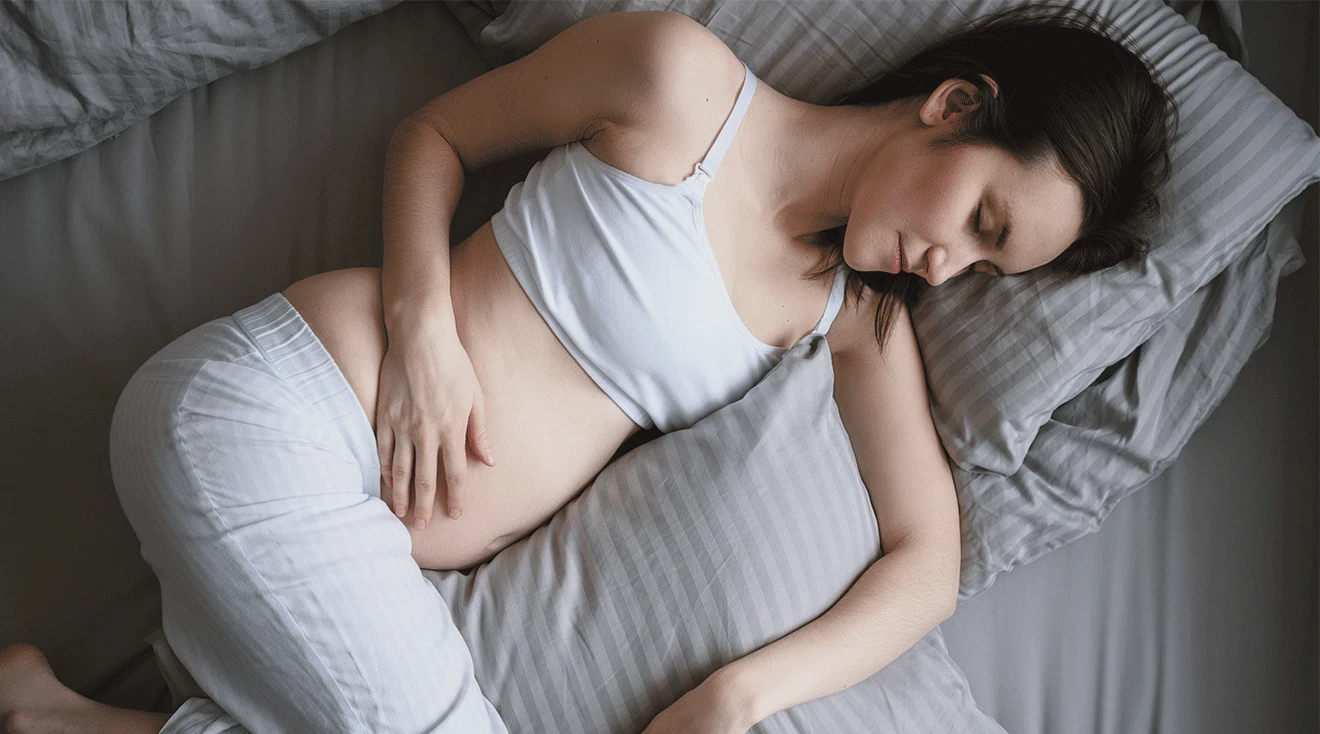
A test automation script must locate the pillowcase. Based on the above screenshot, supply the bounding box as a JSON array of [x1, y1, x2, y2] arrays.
[[422, 336, 1004, 733], [0, 0, 401, 182], [956, 196, 1306, 596], [445, 0, 1317, 600]]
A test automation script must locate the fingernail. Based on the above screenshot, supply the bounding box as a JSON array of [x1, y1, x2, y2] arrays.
[[413, 518, 426, 530], [449, 508, 462, 519]]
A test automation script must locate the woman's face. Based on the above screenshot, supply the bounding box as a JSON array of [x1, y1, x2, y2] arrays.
[[842, 80, 1085, 286]]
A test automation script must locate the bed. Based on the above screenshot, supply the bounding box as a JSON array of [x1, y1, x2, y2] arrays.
[[1, 1, 1315, 732]]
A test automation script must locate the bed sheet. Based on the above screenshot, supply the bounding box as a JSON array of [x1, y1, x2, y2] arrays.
[[0, 1, 1314, 730]]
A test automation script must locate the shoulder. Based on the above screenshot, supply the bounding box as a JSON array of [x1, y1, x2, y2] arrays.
[[549, 11, 740, 131], [642, 12, 742, 83], [650, 15, 746, 119], [582, 12, 749, 182], [605, 11, 745, 128], [573, 11, 741, 115], [826, 283, 920, 369], [597, 11, 736, 75]]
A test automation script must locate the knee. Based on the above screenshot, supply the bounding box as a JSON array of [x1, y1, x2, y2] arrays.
[[109, 361, 195, 506]]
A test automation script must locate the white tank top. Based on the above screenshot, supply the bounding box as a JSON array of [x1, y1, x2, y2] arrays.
[[491, 60, 848, 432]]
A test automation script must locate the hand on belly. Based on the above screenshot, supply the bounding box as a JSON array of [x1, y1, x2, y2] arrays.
[[396, 375, 631, 572], [282, 224, 640, 572]]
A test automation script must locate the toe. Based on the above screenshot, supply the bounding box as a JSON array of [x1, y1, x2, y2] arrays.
[[0, 645, 45, 672], [3, 707, 40, 734]]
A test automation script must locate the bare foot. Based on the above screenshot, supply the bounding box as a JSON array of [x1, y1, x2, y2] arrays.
[[0, 643, 170, 734]]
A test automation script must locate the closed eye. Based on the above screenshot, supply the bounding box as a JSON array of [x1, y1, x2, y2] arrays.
[[972, 203, 1005, 276]]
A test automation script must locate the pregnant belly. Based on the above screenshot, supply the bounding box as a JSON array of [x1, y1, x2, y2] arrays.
[[282, 221, 642, 571]]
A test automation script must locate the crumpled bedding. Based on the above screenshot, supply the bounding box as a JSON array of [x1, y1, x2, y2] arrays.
[[0, 0, 401, 182]]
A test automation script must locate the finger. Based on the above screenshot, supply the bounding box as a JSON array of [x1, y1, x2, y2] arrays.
[[376, 425, 397, 491], [468, 391, 495, 467], [441, 433, 467, 520], [412, 431, 440, 530], [391, 437, 414, 519]]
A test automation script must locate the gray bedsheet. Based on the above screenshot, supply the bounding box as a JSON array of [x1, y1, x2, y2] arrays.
[[0, 0, 1314, 730]]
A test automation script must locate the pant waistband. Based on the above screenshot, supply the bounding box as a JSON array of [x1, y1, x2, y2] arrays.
[[231, 292, 380, 490]]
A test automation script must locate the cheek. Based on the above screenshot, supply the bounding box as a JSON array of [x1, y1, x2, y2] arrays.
[[914, 157, 967, 218], [843, 203, 890, 271], [882, 149, 957, 229]]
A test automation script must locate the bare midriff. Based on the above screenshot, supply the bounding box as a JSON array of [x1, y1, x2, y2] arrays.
[[282, 220, 642, 572]]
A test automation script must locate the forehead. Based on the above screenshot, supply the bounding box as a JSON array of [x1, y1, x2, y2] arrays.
[[972, 146, 1084, 269]]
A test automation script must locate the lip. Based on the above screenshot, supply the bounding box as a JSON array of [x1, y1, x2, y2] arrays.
[[894, 235, 906, 273]]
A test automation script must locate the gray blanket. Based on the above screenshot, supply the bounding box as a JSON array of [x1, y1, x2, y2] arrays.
[[0, 0, 401, 182]]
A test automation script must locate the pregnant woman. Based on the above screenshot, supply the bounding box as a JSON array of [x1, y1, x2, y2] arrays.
[[0, 5, 1173, 733]]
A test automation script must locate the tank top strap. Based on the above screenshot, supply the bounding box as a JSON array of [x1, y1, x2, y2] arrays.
[[809, 267, 849, 337], [696, 61, 756, 179]]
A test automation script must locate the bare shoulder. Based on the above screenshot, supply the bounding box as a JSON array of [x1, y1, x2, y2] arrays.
[[826, 283, 923, 373], [646, 11, 743, 86], [827, 282, 879, 360], [578, 10, 744, 128], [585, 11, 748, 184], [645, 14, 748, 135], [598, 10, 741, 94]]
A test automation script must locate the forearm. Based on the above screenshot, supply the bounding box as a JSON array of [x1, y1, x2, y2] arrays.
[[381, 116, 465, 334], [722, 542, 956, 726]]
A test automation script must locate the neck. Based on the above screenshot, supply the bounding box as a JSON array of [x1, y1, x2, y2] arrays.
[[759, 95, 912, 244]]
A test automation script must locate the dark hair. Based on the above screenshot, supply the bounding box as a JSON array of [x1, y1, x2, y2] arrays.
[[800, 2, 1177, 349]]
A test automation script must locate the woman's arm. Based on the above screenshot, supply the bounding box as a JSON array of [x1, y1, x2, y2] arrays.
[[381, 8, 681, 332], [374, 11, 688, 525], [719, 300, 963, 727], [381, 119, 464, 334], [377, 118, 498, 526]]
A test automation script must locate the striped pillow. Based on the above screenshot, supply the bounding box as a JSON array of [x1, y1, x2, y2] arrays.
[[424, 336, 1005, 733]]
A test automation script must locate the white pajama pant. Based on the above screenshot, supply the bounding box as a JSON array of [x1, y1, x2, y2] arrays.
[[109, 292, 509, 734]]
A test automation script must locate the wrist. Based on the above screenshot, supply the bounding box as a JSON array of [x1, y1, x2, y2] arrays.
[[384, 294, 457, 336]]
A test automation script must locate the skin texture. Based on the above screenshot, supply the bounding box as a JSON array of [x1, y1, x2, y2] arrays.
[[752, 72, 1084, 284], [0, 12, 1089, 733], [838, 89, 1084, 283]]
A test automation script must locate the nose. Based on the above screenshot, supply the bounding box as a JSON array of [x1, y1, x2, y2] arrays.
[[921, 245, 958, 286]]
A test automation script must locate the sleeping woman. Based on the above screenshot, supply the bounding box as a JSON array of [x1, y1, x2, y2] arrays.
[[0, 4, 1174, 733]]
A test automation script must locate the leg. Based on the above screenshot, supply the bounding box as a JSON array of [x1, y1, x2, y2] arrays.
[[109, 294, 507, 734]]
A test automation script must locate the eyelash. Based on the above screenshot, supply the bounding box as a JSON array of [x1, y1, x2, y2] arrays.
[[972, 203, 1001, 277]]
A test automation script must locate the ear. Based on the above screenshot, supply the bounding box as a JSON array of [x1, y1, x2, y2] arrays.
[[918, 74, 1000, 127]]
